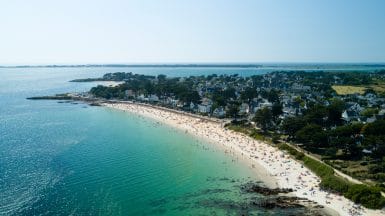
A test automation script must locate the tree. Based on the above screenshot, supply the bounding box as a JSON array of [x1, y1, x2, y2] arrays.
[[359, 120, 385, 159], [157, 74, 167, 82], [223, 88, 236, 100], [226, 103, 240, 118], [212, 90, 226, 106], [253, 107, 273, 132], [271, 102, 283, 119], [240, 87, 257, 102], [327, 99, 345, 126], [344, 184, 385, 209], [363, 120, 385, 136], [144, 81, 155, 95], [295, 124, 328, 148], [304, 104, 328, 126], [361, 108, 379, 118], [261, 89, 280, 103], [268, 89, 280, 103], [179, 91, 200, 104], [281, 116, 307, 139], [363, 135, 385, 159], [328, 123, 363, 157]]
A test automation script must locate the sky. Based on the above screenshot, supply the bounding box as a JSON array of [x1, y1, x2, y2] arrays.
[[1, 0, 385, 65]]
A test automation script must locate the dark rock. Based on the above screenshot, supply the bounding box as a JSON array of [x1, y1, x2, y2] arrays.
[[241, 182, 293, 195], [89, 102, 101, 106], [252, 196, 304, 209]]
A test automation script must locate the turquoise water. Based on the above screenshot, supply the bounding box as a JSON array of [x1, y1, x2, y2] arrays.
[[1, 66, 378, 215]]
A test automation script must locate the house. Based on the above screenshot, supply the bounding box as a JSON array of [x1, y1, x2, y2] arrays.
[[125, 89, 135, 97], [213, 107, 226, 118], [165, 97, 179, 107], [137, 94, 147, 101], [346, 102, 364, 114], [148, 94, 159, 102], [342, 110, 360, 122], [239, 103, 250, 115], [197, 98, 213, 113], [190, 102, 196, 111], [250, 98, 262, 113], [282, 106, 297, 117], [201, 98, 213, 106], [362, 148, 373, 154], [365, 116, 377, 123], [198, 104, 211, 113], [291, 83, 311, 92], [259, 101, 273, 109], [176, 100, 184, 108]]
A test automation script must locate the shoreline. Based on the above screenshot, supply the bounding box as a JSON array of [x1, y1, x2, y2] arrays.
[[107, 102, 278, 189], [103, 101, 384, 216]]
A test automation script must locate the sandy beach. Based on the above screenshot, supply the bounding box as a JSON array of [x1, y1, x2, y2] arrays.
[[104, 102, 385, 216]]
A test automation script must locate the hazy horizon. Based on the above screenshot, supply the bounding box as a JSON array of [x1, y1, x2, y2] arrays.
[[2, 62, 385, 67]]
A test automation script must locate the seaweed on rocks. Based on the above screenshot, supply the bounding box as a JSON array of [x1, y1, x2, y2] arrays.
[[240, 182, 293, 195]]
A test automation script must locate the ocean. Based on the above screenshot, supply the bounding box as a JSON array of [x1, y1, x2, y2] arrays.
[[1, 65, 383, 215]]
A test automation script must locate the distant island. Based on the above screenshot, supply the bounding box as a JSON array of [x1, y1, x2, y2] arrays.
[[29, 70, 385, 214], [0, 63, 263, 68]]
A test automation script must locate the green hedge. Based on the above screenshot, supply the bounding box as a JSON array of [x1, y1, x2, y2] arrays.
[[345, 184, 385, 209], [320, 175, 351, 193], [302, 156, 334, 178]]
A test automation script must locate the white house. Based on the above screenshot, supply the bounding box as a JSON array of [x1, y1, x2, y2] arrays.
[[148, 94, 159, 102], [239, 103, 250, 115], [198, 104, 212, 113]]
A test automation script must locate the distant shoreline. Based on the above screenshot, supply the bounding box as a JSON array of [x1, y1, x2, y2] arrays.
[[2, 63, 385, 69]]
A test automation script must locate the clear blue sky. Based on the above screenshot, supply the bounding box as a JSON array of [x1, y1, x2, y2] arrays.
[[1, 0, 385, 65]]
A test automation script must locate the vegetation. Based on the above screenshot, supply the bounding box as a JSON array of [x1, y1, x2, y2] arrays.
[[277, 143, 385, 209], [332, 85, 367, 95], [278, 143, 304, 160], [90, 73, 201, 104], [226, 122, 270, 143], [281, 110, 385, 180], [253, 107, 273, 132], [221, 126, 385, 209], [84, 71, 385, 203], [86, 72, 385, 184], [345, 185, 385, 209]]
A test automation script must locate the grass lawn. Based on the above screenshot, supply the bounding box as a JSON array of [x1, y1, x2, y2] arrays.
[[332, 80, 385, 96], [332, 85, 367, 95]]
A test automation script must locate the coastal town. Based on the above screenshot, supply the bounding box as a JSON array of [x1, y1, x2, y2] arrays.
[[28, 70, 385, 215], [84, 71, 385, 123], [69, 70, 385, 214]]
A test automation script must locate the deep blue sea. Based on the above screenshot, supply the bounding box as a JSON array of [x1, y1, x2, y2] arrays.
[[1, 65, 383, 215]]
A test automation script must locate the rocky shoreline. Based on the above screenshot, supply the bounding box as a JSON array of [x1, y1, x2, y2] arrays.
[[239, 182, 330, 215]]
